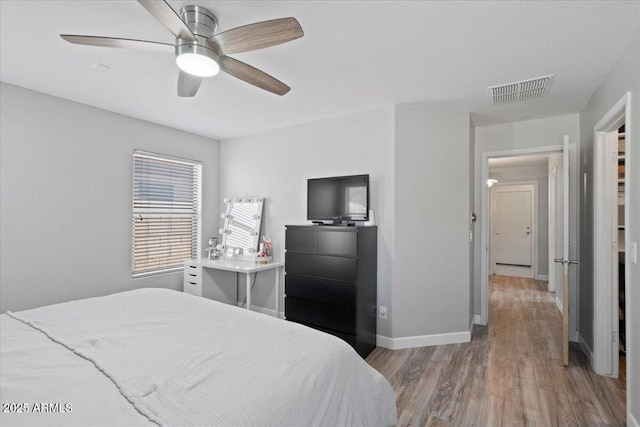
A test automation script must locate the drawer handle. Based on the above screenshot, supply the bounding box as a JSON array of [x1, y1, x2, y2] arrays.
[[188, 265, 197, 269], [189, 273, 197, 277], [188, 282, 197, 285]]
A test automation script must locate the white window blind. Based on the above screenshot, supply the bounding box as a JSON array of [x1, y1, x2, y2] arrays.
[[132, 151, 201, 276]]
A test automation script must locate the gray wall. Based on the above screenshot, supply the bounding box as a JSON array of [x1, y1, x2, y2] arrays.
[[473, 115, 580, 327], [578, 28, 639, 421], [220, 105, 475, 340], [219, 107, 395, 337], [488, 163, 549, 277], [393, 106, 472, 337], [0, 83, 220, 313]]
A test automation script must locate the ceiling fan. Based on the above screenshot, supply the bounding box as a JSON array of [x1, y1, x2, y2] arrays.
[[60, 0, 303, 97]]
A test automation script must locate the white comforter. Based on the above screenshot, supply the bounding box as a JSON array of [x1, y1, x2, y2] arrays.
[[1, 288, 397, 426]]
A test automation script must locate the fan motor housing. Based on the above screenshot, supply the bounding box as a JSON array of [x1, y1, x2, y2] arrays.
[[176, 5, 219, 62], [180, 5, 217, 38]]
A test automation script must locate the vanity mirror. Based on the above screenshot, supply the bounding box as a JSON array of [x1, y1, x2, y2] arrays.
[[219, 197, 264, 261]]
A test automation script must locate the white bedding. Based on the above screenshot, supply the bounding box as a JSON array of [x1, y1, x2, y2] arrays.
[[1, 288, 397, 426]]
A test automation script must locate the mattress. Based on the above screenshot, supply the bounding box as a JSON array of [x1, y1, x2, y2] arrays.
[[0, 288, 397, 426]]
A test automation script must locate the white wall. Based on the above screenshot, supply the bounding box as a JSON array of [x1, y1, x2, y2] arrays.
[[0, 83, 220, 313], [219, 107, 395, 336], [488, 163, 549, 277], [473, 114, 580, 333], [578, 28, 639, 423], [393, 106, 472, 337]]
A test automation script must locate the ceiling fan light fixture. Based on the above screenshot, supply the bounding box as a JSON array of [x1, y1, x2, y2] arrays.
[[176, 44, 219, 77]]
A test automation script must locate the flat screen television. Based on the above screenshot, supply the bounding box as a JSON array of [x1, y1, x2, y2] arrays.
[[307, 174, 369, 223]]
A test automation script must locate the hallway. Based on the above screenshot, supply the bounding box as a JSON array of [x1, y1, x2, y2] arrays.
[[366, 275, 626, 426]]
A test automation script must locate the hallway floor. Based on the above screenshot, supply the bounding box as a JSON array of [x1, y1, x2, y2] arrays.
[[366, 275, 626, 426]]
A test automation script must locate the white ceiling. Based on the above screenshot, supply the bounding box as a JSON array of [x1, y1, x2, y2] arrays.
[[1, 1, 639, 140]]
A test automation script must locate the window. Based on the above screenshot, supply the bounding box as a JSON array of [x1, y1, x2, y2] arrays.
[[132, 150, 201, 276]]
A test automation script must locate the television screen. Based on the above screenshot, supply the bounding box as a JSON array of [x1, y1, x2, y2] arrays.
[[307, 174, 369, 222]]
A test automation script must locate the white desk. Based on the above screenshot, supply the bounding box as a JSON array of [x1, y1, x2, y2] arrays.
[[183, 258, 284, 317]]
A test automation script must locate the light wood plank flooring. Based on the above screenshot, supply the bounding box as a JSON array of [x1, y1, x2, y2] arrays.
[[366, 275, 626, 426]]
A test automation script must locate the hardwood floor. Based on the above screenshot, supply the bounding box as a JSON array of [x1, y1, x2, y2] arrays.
[[366, 275, 627, 426]]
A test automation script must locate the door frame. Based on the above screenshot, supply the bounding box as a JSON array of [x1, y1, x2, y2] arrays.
[[593, 92, 631, 383], [489, 182, 538, 279], [480, 145, 572, 326]]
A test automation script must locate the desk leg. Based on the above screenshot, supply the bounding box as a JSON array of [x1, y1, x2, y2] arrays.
[[246, 272, 251, 310], [275, 267, 280, 318]]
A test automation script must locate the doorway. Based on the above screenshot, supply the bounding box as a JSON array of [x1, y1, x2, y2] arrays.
[[593, 93, 630, 390], [480, 141, 580, 367], [483, 147, 574, 365]]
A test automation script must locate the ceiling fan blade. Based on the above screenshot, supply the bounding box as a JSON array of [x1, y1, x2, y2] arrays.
[[137, 0, 196, 41], [177, 71, 202, 97], [219, 56, 290, 96], [60, 35, 174, 53], [208, 18, 303, 55]]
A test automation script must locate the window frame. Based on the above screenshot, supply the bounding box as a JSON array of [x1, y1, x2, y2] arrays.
[[131, 150, 202, 278]]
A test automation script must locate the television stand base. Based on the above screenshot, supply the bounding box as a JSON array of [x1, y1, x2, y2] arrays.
[[332, 221, 356, 227]]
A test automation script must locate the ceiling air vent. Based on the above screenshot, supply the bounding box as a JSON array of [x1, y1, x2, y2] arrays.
[[488, 74, 553, 105]]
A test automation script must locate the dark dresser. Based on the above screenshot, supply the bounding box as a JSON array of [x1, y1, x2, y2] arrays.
[[284, 225, 377, 358]]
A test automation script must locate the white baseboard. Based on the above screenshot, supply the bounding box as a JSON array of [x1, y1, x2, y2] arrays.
[[537, 274, 549, 281], [375, 335, 395, 349], [376, 328, 471, 350], [473, 314, 482, 325], [555, 296, 563, 313], [578, 332, 595, 370], [494, 264, 533, 279], [629, 412, 639, 427]]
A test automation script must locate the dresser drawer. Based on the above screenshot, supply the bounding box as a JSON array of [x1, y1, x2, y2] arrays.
[[286, 228, 356, 256], [183, 263, 201, 282], [286, 229, 318, 253], [184, 262, 201, 273], [286, 252, 357, 282], [183, 262, 202, 296], [285, 297, 355, 334], [183, 269, 201, 284], [318, 231, 356, 256], [285, 274, 355, 308], [183, 279, 202, 296]]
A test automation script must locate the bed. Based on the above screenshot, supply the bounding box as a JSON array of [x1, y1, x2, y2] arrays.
[[0, 288, 397, 426]]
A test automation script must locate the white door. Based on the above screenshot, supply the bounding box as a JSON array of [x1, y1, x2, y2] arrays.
[[493, 190, 532, 266], [548, 168, 557, 293], [554, 136, 575, 366]]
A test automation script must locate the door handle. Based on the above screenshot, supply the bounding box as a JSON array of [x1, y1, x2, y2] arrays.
[[554, 258, 579, 265]]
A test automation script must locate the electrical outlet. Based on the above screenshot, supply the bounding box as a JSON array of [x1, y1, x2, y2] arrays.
[[630, 241, 637, 264], [378, 306, 388, 320]]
